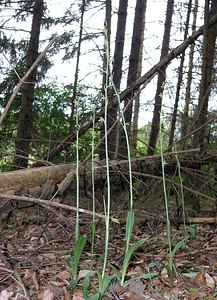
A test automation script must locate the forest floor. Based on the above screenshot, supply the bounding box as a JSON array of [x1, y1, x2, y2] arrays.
[[0, 196, 217, 300]]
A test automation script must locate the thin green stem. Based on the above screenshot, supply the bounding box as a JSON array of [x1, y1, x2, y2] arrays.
[[176, 155, 186, 230], [112, 86, 133, 212], [91, 107, 96, 266], [91, 107, 96, 223], [159, 117, 172, 260], [102, 28, 111, 280], [75, 99, 80, 242], [112, 85, 134, 255]]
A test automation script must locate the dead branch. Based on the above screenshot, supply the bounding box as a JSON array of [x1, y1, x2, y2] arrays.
[[187, 217, 217, 224], [0, 35, 59, 126], [0, 193, 118, 223]]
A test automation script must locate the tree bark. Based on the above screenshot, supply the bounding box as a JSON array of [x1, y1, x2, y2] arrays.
[[147, 0, 174, 155], [168, 0, 192, 148], [99, 0, 112, 159], [13, 0, 44, 169], [107, 0, 128, 158], [69, 0, 86, 133], [118, 0, 147, 158], [131, 5, 146, 153], [181, 0, 198, 148], [190, 0, 217, 211], [192, 0, 217, 150]]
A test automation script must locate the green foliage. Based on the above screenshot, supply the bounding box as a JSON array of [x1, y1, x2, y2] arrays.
[[34, 83, 71, 139], [121, 237, 149, 287], [68, 235, 87, 289], [33, 83, 100, 163], [0, 80, 101, 167], [81, 235, 149, 299], [82, 271, 115, 300], [167, 234, 190, 274], [137, 120, 170, 155]]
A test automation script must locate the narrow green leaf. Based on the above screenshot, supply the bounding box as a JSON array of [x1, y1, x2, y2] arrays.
[[71, 235, 87, 280], [121, 237, 149, 286], [87, 293, 101, 300], [125, 210, 135, 251], [82, 270, 97, 299], [110, 264, 120, 281], [68, 279, 78, 290], [181, 272, 197, 278], [97, 273, 114, 295], [123, 272, 159, 287], [168, 235, 189, 272]]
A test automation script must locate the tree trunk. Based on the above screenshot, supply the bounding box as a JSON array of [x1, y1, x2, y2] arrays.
[[13, 0, 44, 169], [131, 14, 145, 153], [69, 0, 86, 134], [192, 0, 217, 150], [190, 0, 217, 212], [168, 0, 192, 148], [99, 0, 112, 159], [181, 0, 198, 149], [107, 0, 128, 159], [147, 0, 174, 155], [118, 0, 147, 158]]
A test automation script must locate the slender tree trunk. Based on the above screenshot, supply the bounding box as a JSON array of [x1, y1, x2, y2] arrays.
[[131, 13, 146, 152], [69, 0, 86, 133], [147, 0, 174, 155], [168, 0, 192, 148], [191, 0, 217, 212], [192, 0, 217, 150], [107, 0, 128, 158], [13, 0, 44, 169], [181, 0, 198, 149], [102, 0, 111, 92], [99, 0, 112, 159], [118, 0, 147, 158]]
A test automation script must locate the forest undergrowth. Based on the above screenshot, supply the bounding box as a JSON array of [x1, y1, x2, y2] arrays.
[[0, 193, 216, 300]]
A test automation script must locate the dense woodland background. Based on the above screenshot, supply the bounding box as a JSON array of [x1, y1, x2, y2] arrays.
[[1, 0, 217, 298], [0, 0, 217, 214]]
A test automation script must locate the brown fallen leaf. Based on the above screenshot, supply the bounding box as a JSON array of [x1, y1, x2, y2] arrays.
[[78, 269, 90, 280], [41, 289, 55, 300], [127, 280, 145, 295], [205, 272, 215, 289], [63, 286, 71, 300], [23, 269, 39, 290], [161, 267, 169, 279], [56, 270, 71, 282], [72, 295, 84, 300], [124, 292, 145, 300], [194, 268, 206, 286], [37, 253, 56, 262]]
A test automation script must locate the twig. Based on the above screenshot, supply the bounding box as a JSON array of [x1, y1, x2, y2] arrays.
[[0, 193, 119, 223], [0, 35, 59, 126], [0, 252, 30, 298]]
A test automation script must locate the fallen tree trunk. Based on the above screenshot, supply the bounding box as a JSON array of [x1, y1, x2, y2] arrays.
[[0, 150, 216, 204], [0, 164, 73, 196], [42, 13, 217, 162], [0, 150, 191, 195]]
